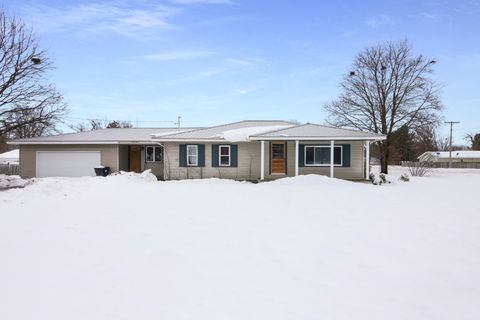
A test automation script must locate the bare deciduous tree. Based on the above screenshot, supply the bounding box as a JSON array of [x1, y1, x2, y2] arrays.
[[324, 40, 442, 173], [69, 119, 133, 132], [0, 11, 67, 140], [466, 133, 480, 150]]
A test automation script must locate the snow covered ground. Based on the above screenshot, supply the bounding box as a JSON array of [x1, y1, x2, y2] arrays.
[[1, 167, 479, 320]]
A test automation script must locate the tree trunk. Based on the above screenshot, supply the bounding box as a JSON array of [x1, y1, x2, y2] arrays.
[[379, 139, 390, 174]]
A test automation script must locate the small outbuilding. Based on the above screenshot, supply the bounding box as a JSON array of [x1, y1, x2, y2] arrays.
[[0, 149, 19, 165], [418, 151, 480, 163]]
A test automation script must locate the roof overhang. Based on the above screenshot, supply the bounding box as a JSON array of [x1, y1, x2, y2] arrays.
[[152, 138, 229, 143], [8, 141, 158, 145], [250, 136, 386, 141]]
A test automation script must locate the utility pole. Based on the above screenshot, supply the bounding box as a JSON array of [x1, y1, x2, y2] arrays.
[[174, 116, 181, 129], [445, 121, 460, 168]]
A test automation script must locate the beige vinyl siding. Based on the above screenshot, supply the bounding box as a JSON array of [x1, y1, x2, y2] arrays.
[[19, 144, 119, 178], [164, 142, 262, 180], [297, 141, 365, 179], [163, 140, 365, 180]]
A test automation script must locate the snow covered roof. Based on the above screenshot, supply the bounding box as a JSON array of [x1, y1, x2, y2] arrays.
[[419, 151, 480, 159], [250, 123, 385, 141], [0, 149, 19, 159], [152, 120, 295, 142], [9, 121, 385, 144], [10, 128, 197, 144], [0, 149, 19, 164]]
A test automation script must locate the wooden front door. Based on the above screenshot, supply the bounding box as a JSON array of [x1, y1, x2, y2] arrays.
[[271, 142, 286, 174], [129, 145, 141, 173]]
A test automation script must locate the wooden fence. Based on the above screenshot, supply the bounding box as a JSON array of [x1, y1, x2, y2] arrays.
[[0, 164, 20, 175]]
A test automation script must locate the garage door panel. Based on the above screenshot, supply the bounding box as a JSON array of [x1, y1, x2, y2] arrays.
[[36, 151, 101, 177]]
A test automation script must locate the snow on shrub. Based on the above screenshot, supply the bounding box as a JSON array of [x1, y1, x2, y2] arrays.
[[109, 169, 158, 182], [0, 174, 33, 189], [369, 173, 391, 185]]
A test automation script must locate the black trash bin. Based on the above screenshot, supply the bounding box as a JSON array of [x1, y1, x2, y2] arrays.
[[94, 166, 110, 177]]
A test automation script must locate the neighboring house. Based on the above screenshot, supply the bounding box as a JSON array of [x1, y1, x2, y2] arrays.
[[9, 120, 385, 180], [0, 149, 19, 164], [418, 151, 480, 163]]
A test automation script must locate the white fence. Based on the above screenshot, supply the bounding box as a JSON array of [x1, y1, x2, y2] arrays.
[[400, 161, 480, 169]]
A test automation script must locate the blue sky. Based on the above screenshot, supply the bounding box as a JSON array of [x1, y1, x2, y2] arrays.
[[4, 0, 480, 143]]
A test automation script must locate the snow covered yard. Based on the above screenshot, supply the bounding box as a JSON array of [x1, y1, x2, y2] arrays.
[[1, 168, 479, 320]]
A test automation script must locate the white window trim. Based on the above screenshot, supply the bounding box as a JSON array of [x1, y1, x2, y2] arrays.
[[304, 145, 343, 167], [186, 144, 198, 166], [145, 145, 163, 163], [219, 145, 231, 167]]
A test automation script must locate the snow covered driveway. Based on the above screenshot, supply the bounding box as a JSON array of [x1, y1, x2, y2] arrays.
[[1, 168, 480, 320]]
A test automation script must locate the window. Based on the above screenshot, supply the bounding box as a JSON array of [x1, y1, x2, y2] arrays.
[[305, 146, 342, 166], [219, 145, 231, 166], [187, 145, 198, 166], [145, 146, 163, 162]]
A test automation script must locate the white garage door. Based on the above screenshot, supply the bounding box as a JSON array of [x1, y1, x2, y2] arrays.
[[36, 151, 101, 177]]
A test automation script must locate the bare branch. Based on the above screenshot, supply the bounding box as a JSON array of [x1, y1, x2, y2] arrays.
[[0, 11, 67, 139], [324, 40, 442, 173]]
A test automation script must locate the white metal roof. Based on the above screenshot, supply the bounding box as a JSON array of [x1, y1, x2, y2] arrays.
[[9, 121, 385, 144], [152, 120, 295, 141], [10, 128, 196, 144], [0, 149, 19, 159], [250, 123, 385, 141], [419, 151, 480, 159]]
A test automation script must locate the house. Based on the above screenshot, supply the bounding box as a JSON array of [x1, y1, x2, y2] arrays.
[[0, 149, 19, 165], [9, 120, 385, 180], [418, 151, 480, 163]]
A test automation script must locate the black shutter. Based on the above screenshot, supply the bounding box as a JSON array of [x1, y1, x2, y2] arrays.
[[342, 144, 350, 167], [212, 144, 219, 167], [231, 144, 238, 167], [179, 144, 187, 167], [198, 144, 205, 167], [299, 144, 305, 167]]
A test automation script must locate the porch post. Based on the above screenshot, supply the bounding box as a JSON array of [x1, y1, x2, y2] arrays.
[[330, 140, 334, 178], [365, 141, 370, 180], [260, 140, 265, 180], [295, 140, 299, 176]]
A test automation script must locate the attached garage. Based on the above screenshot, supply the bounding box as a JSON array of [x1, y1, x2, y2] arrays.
[[36, 151, 101, 177]]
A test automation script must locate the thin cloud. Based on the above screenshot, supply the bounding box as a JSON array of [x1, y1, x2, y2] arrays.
[[142, 50, 214, 61], [159, 57, 265, 85], [20, 0, 232, 39], [365, 14, 394, 28], [169, 0, 234, 4]]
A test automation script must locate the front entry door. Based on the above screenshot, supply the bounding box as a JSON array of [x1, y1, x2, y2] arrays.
[[129, 145, 141, 173], [271, 142, 286, 174]]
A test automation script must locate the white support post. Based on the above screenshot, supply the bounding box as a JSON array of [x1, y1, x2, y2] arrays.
[[330, 140, 334, 178], [295, 140, 299, 177], [365, 141, 370, 180], [260, 140, 265, 180]]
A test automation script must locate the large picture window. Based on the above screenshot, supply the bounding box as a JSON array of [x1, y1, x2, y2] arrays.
[[305, 146, 342, 166], [219, 145, 231, 166], [187, 145, 198, 166], [145, 146, 163, 162]]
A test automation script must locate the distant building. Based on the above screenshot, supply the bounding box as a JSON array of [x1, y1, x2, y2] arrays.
[[418, 150, 480, 163], [0, 149, 19, 164]]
